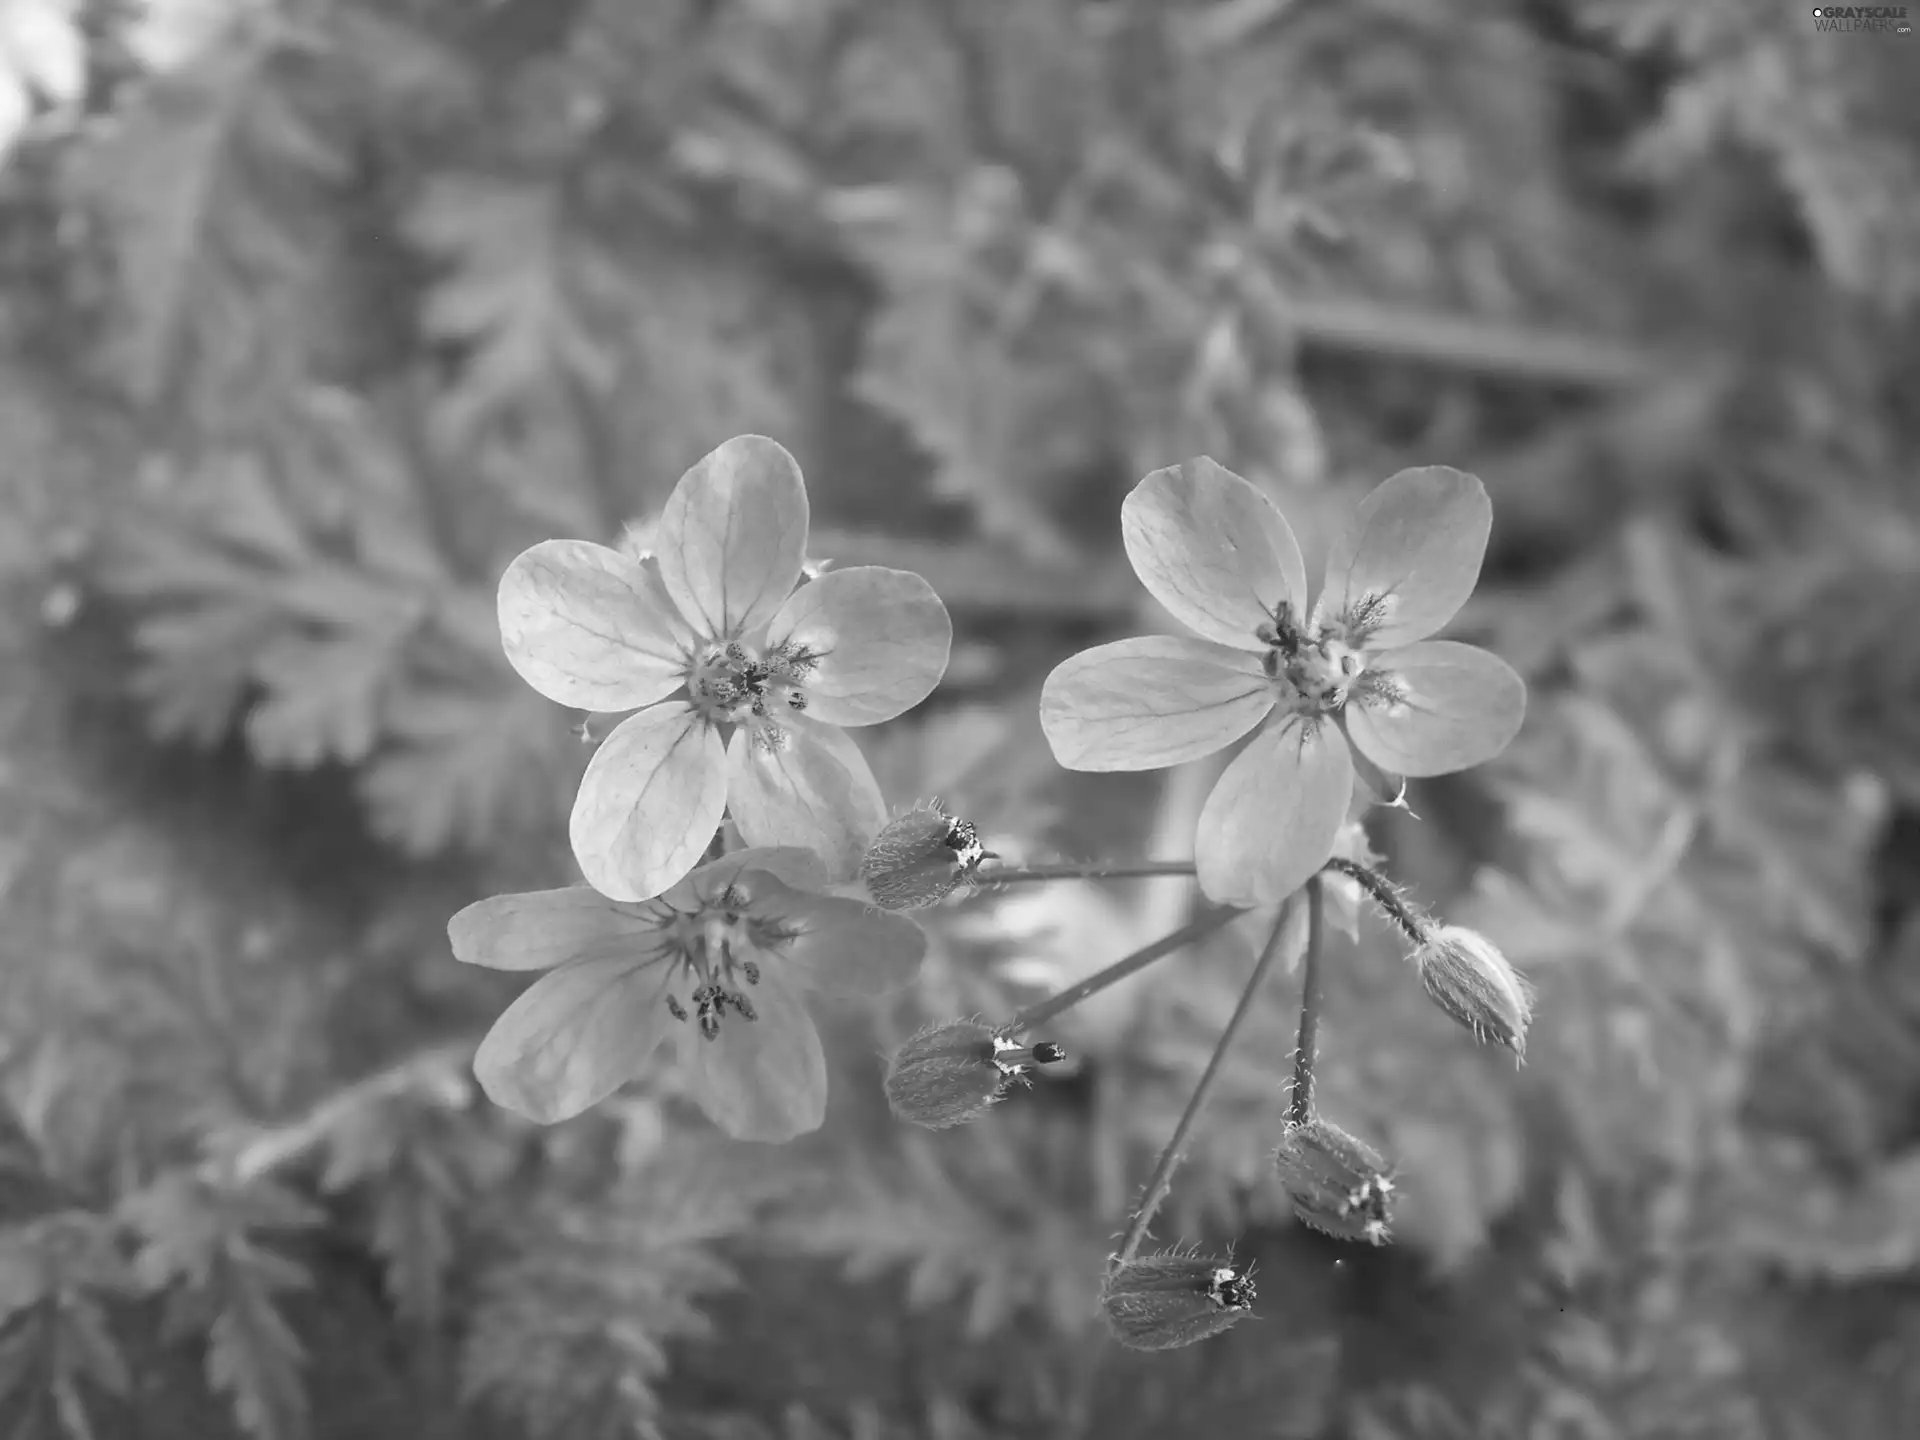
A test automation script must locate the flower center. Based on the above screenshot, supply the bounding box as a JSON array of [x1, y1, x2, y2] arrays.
[[1255, 603, 1366, 713], [685, 640, 820, 742], [648, 887, 801, 1039]]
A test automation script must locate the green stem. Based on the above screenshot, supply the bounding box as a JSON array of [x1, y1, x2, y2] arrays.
[[981, 860, 1198, 884], [1288, 878, 1325, 1127], [1005, 906, 1240, 1034], [1320, 856, 1428, 947], [1112, 903, 1293, 1268]]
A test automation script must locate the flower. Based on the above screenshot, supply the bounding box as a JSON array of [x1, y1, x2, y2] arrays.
[[1414, 925, 1533, 1058], [1040, 458, 1525, 905], [448, 847, 927, 1140], [498, 435, 953, 901], [1272, 1117, 1395, 1245], [859, 804, 993, 911], [882, 1019, 1064, 1128], [1100, 1249, 1257, 1351]]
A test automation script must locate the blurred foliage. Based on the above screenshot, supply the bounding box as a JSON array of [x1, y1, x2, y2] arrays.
[[3, 0, 1920, 1436]]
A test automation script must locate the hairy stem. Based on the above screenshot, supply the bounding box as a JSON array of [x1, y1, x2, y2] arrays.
[[1113, 903, 1293, 1268], [982, 860, 1199, 885], [1006, 906, 1240, 1033], [1320, 856, 1429, 947], [1288, 878, 1325, 1126]]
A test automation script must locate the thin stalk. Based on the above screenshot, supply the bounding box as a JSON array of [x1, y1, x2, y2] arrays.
[[1005, 906, 1241, 1034], [1320, 856, 1428, 947], [1288, 878, 1325, 1126], [982, 860, 1198, 884], [1112, 902, 1293, 1268]]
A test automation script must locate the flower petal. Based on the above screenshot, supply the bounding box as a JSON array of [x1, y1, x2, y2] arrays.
[[656, 435, 810, 641], [1317, 466, 1490, 647], [726, 719, 888, 880], [1196, 715, 1353, 906], [687, 975, 828, 1141], [1346, 641, 1526, 777], [571, 702, 727, 901], [497, 540, 692, 710], [472, 956, 676, 1124], [1040, 635, 1274, 772], [751, 879, 928, 997], [766, 567, 952, 725], [449, 887, 647, 972], [1121, 458, 1309, 650], [659, 846, 831, 912]]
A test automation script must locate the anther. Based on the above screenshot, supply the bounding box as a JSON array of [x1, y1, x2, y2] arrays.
[[666, 995, 687, 1022], [742, 959, 760, 985]]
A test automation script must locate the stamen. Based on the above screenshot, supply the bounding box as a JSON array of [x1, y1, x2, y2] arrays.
[[742, 959, 760, 985], [666, 995, 688, 1023]]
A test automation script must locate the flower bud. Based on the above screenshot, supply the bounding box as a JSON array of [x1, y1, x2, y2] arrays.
[[1414, 925, 1532, 1058], [1273, 1117, 1394, 1245], [882, 1020, 1063, 1129], [860, 805, 994, 911], [1100, 1249, 1256, 1351]]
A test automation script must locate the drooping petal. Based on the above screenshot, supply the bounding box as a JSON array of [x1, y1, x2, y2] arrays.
[[659, 846, 831, 912], [472, 956, 676, 1124], [571, 702, 727, 901], [1345, 641, 1526, 777], [1316, 466, 1490, 648], [687, 975, 828, 1142], [750, 878, 928, 997], [655, 435, 810, 642], [448, 887, 651, 972], [1196, 714, 1354, 906], [1121, 458, 1309, 650], [766, 566, 952, 725], [726, 719, 888, 880], [1040, 635, 1274, 772], [497, 540, 692, 710]]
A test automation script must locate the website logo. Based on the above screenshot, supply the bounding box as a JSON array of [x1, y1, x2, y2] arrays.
[[1811, 6, 1913, 31]]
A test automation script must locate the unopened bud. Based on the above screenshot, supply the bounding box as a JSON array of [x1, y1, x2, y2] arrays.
[[1415, 926, 1532, 1058], [882, 1020, 1063, 1129], [860, 805, 995, 911], [1273, 1117, 1394, 1245], [1100, 1249, 1256, 1351]]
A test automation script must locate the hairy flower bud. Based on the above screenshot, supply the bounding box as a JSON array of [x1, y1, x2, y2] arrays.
[[882, 1019, 1064, 1129], [1273, 1117, 1394, 1245], [860, 805, 994, 910], [1414, 925, 1533, 1058], [1100, 1249, 1256, 1351]]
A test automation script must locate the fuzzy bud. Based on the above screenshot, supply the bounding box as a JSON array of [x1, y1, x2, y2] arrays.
[[1100, 1249, 1257, 1351], [1272, 1118, 1394, 1245], [1414, 926, 1533, 1058], [882, 1020, 1063, 1129], [860, 806, 994, 911]]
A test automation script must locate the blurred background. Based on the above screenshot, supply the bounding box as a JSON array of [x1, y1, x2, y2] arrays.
[[4, 0, 1920, 1436]]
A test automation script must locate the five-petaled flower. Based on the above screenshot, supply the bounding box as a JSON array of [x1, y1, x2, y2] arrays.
[[1041, 459, 1525, 905], [449, 847, 927, 1140], [498, 435, 953, 902]]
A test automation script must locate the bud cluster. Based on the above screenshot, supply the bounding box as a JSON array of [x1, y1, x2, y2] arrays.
[[882, 1019, 1065, 1129], [1100, 1249, 1257, 1351]]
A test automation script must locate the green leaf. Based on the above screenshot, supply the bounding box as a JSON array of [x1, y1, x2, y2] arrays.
[[407, 174, 628, 444], [120, 1172, 321, 1440], [61, 13, 348, 410]]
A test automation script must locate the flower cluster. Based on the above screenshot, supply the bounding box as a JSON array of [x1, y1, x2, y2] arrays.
[[452, 435, 1534, 1351], [457, 436, 953, 1141], [1040, 458, 1525, 905]]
